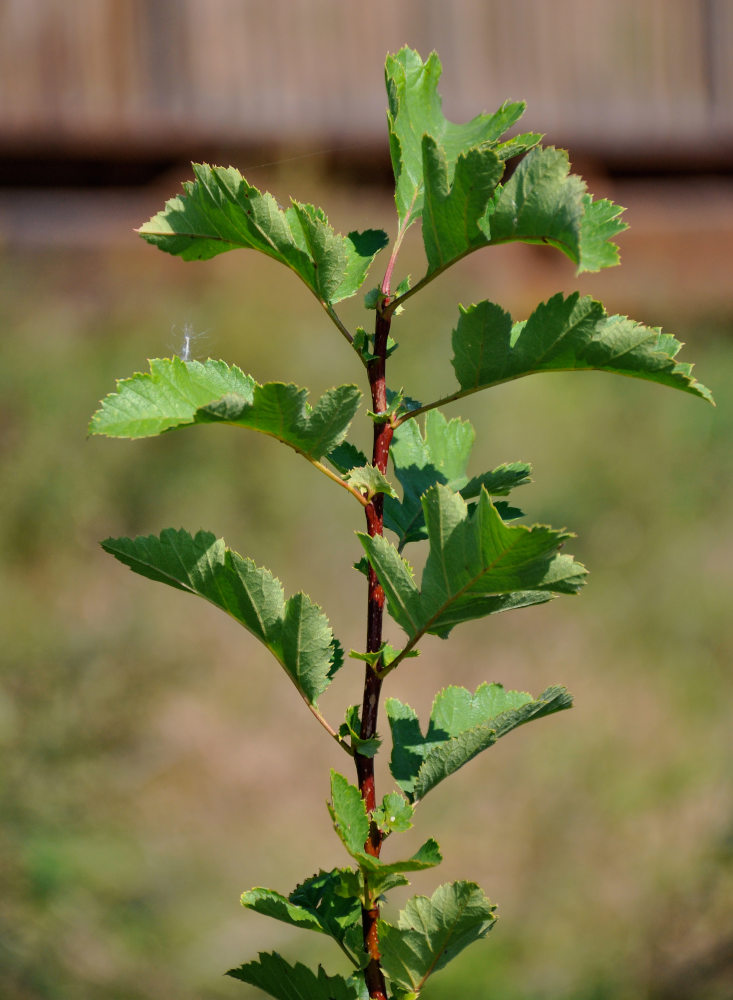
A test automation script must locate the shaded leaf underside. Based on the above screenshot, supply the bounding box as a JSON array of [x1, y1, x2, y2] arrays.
[[102, 528, 342, 706], [361, 484, 586, 643], [227, 952, 364, 1000], [384, 409, 531, 548], [378, 881, 497, 992], [387, 682, 572, 802]]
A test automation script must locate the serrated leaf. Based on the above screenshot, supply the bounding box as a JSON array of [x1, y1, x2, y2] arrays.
[[344, 465, 398, 500], [422, 135, 504, 275], [478, 146, 627, 273], [378, 882, 497, 992], [328, 773, 441, 874], [387, 683, 571, 801], [579, 194, 627, 272], [202, 382, 363, 459], [89, 357, 254, 438], [138, 163, 387, 303], [227, 952, 365, 1000], [102, 529, 341, 706], [374, 792, 414, 834], [384, 409, 531, 549], [240, 888, 326, 936], [327, 441, 369, 477], [364, 485, 586, 643], [413, 686, 572, 801], [339, 705, 382, 758], [358, 837, 442, 876], [241, 869, 362, 946], [385, 47, 527, 230], [90, 358, 364, 457], [329, 771, 370, 858], [452, 292, 713, 403]]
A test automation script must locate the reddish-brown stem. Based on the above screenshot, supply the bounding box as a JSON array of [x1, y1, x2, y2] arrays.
[[355, 307, 394, 1000]]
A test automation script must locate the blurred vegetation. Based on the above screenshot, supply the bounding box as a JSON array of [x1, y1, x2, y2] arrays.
[[1, 183, 732, 1000]]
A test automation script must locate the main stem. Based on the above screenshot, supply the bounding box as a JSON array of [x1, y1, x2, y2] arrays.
[[355, 306, 394, 1000]]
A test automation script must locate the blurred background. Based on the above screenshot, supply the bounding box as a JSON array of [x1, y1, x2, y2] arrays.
[[1, 2, 732, 998]]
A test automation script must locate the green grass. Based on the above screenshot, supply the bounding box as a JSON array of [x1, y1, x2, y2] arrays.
[[1, 230, 731, 1000]]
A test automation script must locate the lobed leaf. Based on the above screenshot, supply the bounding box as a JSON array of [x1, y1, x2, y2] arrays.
[[344, 465, 399, 501], [374, 792, 414, 835], [363, 485, 586, 643], [385, 46, 536, 231], [378, 882, 497, 992], [329, 770, 370, 858], [478, 145, 627, 273], [339, 706, 382, 758], [227, 952, 366, 1000], [326, 440, 369, 476], [452, 292, 714, 403], [138, 163, 387, 303], [241, 869, 361, 946], [102, 529, 342, 706], [384, 409, 531, 548], [89, 358, 363, 459], [328, 772, 441, 875], [421, 136, 504, 275], [387, 683, 572, 802]]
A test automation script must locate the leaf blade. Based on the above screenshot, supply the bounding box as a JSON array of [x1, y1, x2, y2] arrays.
[[227, 952, 365, 1000], [138, 163, 387, 303], [90, 358, 363, 458], [385, 47, 527, 230], [102, 529, 342, 705], [366, 486, 586, 645], [378, 882, 497, 992], [388, 683, 572, 802], [451, 292, 714, 403]]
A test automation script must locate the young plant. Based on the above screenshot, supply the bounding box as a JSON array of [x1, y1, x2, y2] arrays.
[[90, 47, 712, 1000]]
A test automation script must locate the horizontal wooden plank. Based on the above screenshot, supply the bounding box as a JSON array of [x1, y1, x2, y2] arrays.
[[0, 0, 730, 157]]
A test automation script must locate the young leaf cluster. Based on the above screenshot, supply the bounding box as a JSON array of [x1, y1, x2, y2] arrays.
[[90, 44, 712, 1000]]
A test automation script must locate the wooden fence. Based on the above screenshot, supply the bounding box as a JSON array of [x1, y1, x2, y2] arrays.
[[1, 0, 731, 163]]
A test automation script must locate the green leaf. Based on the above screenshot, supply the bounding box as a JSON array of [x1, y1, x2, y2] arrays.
[[358, 837, 442, 877], [579, 194, 628, 272], [329, 771, 370, 859], [328, 773, 440, 877], [138, 163, 387, 303], [102, 529, 342, 706], [344, 465, 399, 500], [452, 292, 714, 403], [240, 888, 326, 936], [373, 792, 414, 834], [387, 683, 571, 802], [202, 382, 364, 459], [422, 135, 504, 275], [384, 409, 531, 549], [326, 441, 369, 475], [339, 706, 382, 758], [363, 485, 586, 643], [378, 882, 497, 992], [241, 869, 362, 946], [89, 357, 254, 439], [479, 146, 627, 273], [227, 952, 366, 1000], [89, 358, 363, 458], [385, 47, 533, 231]]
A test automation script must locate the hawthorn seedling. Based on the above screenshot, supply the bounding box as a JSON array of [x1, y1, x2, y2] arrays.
[[90, 47, 712, 1000]]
